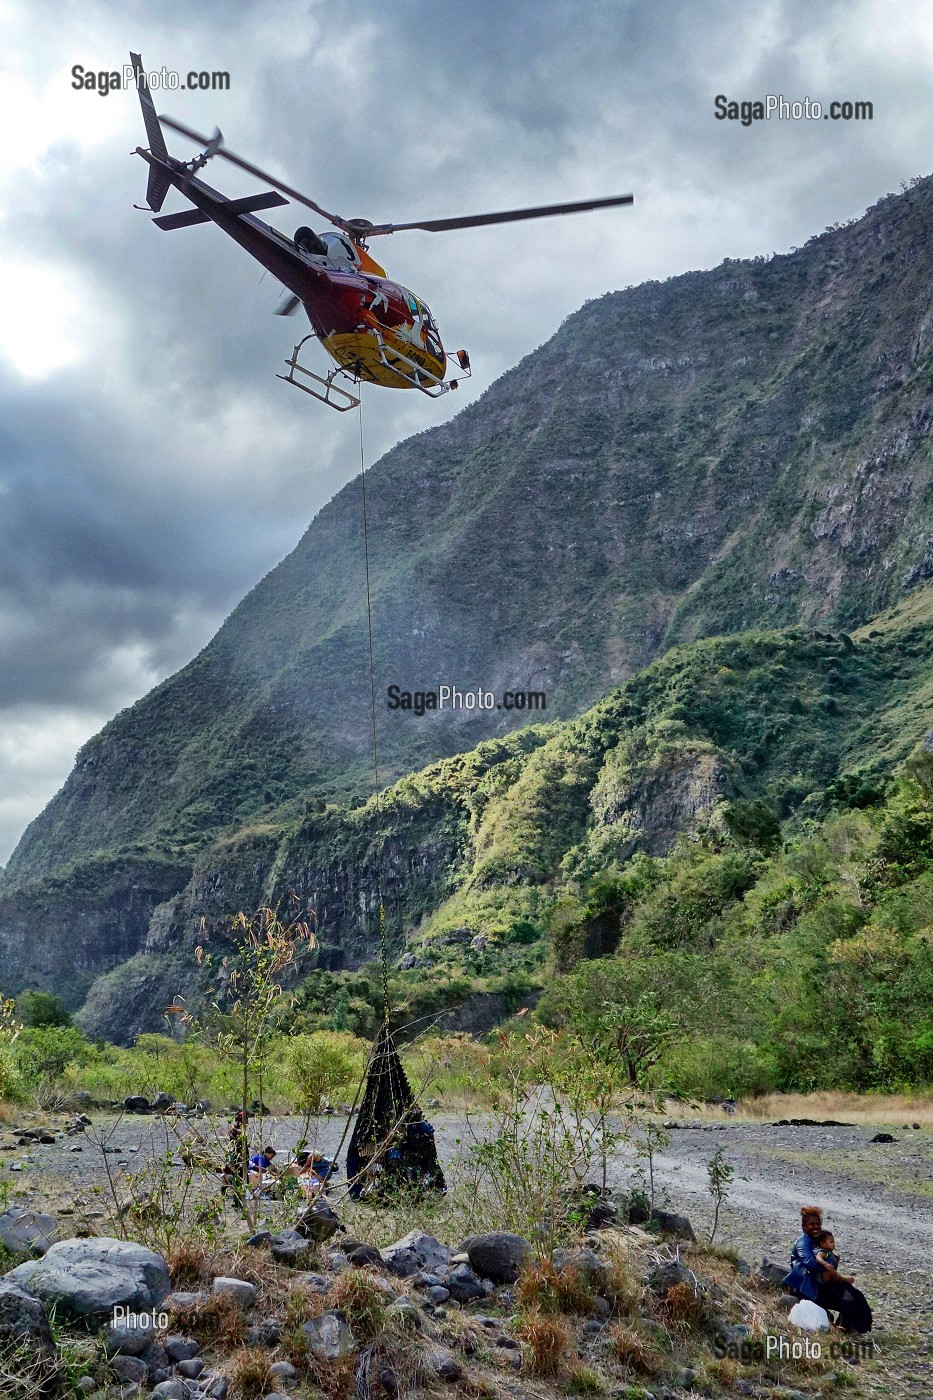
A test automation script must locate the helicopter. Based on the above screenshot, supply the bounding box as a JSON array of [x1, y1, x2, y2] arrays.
[[130, 53, 634, 412]]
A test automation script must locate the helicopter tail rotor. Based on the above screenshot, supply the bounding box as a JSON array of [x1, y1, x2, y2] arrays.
[[130, 53, 172, 212]]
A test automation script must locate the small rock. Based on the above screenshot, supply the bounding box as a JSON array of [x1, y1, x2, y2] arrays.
[[677, 1368, 697, 1390], [348, 1244, 383, 1268], [379, 1367, 399, 1393], [426, 1350, 462, 1382], [426, 1285, 451, 1304], [647, 1261, 697, 1294], [270, 1229, 313, 1264], [111, 1355, 148, 1384], [0, 1208, 59, 1257], [264, 1393, 290, 1400], [166, 1291, 203, 1309], [325, 1251, 350, 1272], [870, 1131, 896, 1144], [270, 1360, 300, 1383], [151, 1383, 188, 1400], [150, 1093, 175, 1113], [295, 1199, 341, 1242], [163, 1336, 199, 1362], [293, 1271, 331, 1294], [123, 1096, 150, 1115], [756, 1258, 788, 1288], [246, 1230, 272, 1247], [177, 1358, 204, 1378], [212, 1277, 257, 1308], [496, 1336, 518, 1349], [75, 1380, 97, 1396], [446, 1265, 485, 1302], [106, 1318, 156, 1356], [302, 1310, 357, 1359]]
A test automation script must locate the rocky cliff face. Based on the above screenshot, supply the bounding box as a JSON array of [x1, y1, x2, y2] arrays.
[[7, 174, 933, 1033]]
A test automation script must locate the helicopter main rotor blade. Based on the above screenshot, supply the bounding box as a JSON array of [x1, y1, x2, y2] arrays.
[[356, 192, 634, 237], [159, 115, 351, 232]]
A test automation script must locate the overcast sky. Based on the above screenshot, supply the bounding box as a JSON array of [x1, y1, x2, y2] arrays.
[[1, 0, 932, 864]]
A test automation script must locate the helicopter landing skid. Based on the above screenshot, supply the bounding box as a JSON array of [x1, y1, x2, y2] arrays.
[[371, 332, 472, 397], [276, 336, 361, 412]]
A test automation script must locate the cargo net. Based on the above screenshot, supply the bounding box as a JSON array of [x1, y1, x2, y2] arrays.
[[346, 1023, 446, 1199]]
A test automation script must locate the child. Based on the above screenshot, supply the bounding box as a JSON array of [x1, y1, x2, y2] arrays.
[[815, 1229, 855, 1286]]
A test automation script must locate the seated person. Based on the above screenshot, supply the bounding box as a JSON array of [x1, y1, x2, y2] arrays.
[[248, 1144, 278, 1187], [815, 1229, 855, 1286]]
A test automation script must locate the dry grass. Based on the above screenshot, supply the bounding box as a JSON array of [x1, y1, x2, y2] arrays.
[[174, 1290, 248, 1347], [673, 1089, 933, 1126], [516, 1259, 597, 1316], [328, 1269, 391, 1337], [661, 1281, 705, 1327], [564, 1363, 606, 1394], [229, 1347, 275, 1399], [592, 1233, 644, 1317], [167, 1239, 209, 1289], [610, 1324, 664, 1378], [515, 1311, 573, 1376]]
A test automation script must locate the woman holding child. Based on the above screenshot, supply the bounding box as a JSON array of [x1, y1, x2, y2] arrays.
[[783, 1205, 872, 1334]]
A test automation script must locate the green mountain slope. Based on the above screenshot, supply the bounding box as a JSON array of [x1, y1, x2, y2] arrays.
[[66, 587, 933, 1041]]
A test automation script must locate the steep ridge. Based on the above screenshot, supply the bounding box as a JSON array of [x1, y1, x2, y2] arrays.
[[6, 174, 933, 1023]]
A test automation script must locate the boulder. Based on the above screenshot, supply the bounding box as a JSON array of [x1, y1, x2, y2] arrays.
[[650, 1208, 696, 1241], [0, 1208, 58, 1257], [459, 1233, 529, 1284], [270, 1360, 300, 1384], [381, 1230, 450, 1278], [302, 1309, 357, 1359], [123, 1095, 150, 1114], [295, 1199, 341, 1242], [150, 1093, 175, 1113], [293, 1271, 331, 1294], [6, 1237, 171, 1324]]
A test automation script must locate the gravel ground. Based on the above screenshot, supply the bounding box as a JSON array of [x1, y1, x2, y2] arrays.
[[3, 1108, 932, 1396]]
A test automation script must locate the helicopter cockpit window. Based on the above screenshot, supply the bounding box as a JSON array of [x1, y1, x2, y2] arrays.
[[320, 232, 361, 269]]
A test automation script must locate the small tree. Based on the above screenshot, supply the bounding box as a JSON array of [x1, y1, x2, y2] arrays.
[[706, 1146, 734, 1243], [172, 902, 315, 1226]]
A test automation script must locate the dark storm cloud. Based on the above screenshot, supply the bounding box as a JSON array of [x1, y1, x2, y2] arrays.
[[2, 0, 932, 861]]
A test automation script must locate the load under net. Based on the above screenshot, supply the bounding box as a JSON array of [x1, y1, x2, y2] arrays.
[[346, 1023, 445, 1199]]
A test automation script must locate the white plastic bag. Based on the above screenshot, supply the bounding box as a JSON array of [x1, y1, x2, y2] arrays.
[[789, 1299, 831, 1332]]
